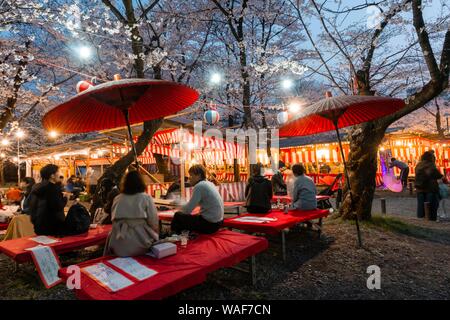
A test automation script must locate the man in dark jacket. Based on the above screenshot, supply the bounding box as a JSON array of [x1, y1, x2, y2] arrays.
[[415, 151, 443, 220], [29, 164, 68, 236], [245, 163, 273, 213]]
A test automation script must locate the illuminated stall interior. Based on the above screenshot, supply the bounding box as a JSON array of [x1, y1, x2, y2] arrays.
[[278, 128, 450, 184]]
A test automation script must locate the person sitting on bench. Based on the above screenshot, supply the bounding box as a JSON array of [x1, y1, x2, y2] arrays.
[[292, 163, 317, 211], [29, 164, 68, 236], [245, 163, 273, 213], [171, 165, 224, 234], [104, 170, 159, 257]]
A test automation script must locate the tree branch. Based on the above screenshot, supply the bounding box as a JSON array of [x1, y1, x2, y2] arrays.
[[412, 0, 440, 80]]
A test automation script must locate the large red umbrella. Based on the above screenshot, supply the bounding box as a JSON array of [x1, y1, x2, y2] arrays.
[[280, 94, 405, 246], [43, 78, 199, 166]]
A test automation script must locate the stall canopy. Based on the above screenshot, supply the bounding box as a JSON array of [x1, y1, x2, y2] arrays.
[[111, 128, 245, 166]]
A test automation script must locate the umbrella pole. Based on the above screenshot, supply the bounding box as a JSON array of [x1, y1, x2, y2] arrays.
[[122, 109, 139, 168], [333, 121, 363, 247]]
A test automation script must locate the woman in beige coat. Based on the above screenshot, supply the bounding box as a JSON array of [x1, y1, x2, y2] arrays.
[[104, 170, 159, 257]]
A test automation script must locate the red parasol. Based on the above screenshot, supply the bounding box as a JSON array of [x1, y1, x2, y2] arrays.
[[43, 78, 199, 166], [279, 95, 405, 137], [280, 94, 405, 247]]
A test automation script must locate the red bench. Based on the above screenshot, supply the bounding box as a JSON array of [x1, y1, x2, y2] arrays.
[[58, 230, 268, 300], [223, 209, 329, 261], [0, 225, 112, 264]]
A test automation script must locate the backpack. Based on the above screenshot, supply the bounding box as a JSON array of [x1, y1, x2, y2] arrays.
[[64, 203, 91, 235], [92, 207, 111, 225]]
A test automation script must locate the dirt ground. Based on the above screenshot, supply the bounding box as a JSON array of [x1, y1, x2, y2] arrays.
[[1, 194, 450, 300]]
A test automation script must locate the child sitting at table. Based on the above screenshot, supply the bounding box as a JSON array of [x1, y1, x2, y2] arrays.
[[171, 165, 224, 234]]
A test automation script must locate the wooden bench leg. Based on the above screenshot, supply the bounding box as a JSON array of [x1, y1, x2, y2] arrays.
[[281, 230, 287, 262], [318, 218, 323, 238], [13, 262, 19, 273], [250, 255, 256, 286]]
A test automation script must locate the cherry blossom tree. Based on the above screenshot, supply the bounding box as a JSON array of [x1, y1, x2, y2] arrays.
[[288, 0, 450, 220]]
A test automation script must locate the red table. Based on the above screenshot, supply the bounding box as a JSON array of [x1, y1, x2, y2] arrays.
[[0, 225, 112, 264], [58, 230, 268, 300], [223, 209, 329, 261], [272, 195, 331, 203], [157, 202, 246, 224]]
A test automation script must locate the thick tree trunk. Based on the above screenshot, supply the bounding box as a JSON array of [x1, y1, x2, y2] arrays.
[[91, 0, 164, 216], [240, 49, 252, 128], [155, 153, 173, 181], [339, 121, 389, 220], [90, 119, 162, 215]]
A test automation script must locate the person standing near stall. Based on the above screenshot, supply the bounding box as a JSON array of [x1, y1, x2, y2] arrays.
[[415, 151, 443, 220], [390, 157, 409, 189]]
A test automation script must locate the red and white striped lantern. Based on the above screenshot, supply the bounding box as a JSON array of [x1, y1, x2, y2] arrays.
[[76, 80, 93, 93], [204, 109, 220, 125]]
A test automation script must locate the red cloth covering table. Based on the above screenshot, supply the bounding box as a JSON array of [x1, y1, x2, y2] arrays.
[[271, 195, 331, 203], [0, 225, 112, 264], [58, 230, 268, 300], [157, 208, 200, 222], [157, 202, 246, 223], [223, 209, 329, 261]]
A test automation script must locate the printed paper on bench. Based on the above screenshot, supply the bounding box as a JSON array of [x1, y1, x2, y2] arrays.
[[108, 257, 158, 281], [29, 245, 62, 288], [30, 235, 61, 245], [82, 263, 134, 292]]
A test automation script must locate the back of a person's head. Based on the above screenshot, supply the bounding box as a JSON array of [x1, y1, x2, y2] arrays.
[[391, 158, 396, 162], [21, 177, 35, 186], [101, 177, 115, 191], [120, 170, 146, 195], [420, 151, 434, 162], [292, 163, 305, 176], [40, 164, 59, 180], [252, 163, 263, 176], [188, 164, 207, 180]]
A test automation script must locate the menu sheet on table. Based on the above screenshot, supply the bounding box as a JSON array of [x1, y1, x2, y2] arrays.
[[30, 236, 61, 245], [108, 257, 158, 281], [28, 245, 62, 288], [233, 216, 278, 223], [82, 263, 134, 292]]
